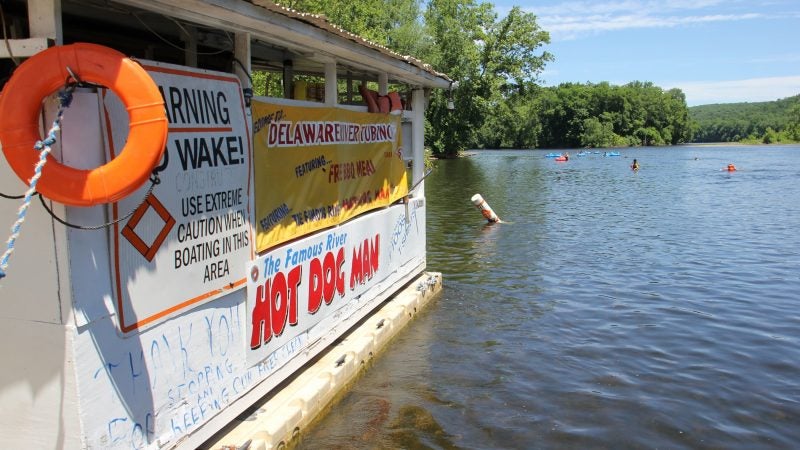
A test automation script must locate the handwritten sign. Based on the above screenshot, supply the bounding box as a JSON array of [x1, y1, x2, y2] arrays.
[[104, 61, 254, 333]]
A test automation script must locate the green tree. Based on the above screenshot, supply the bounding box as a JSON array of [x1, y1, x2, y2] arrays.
[[278, 0, 429, 56], [581, 113, 625, 148], [423, 0, 487, 156], [274, 1, 698, 150], [425, 2, 551, 156], [785, 100, 800, 140], [690, 95, 799, 143]]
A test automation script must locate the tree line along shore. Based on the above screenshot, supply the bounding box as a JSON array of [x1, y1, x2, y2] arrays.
[[263, 1, 799, 156]]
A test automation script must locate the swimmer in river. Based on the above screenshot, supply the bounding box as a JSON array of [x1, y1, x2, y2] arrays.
[[631, 159, 639, 171]]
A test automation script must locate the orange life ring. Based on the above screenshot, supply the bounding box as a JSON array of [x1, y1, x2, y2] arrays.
[[0, 43, 167, 206]]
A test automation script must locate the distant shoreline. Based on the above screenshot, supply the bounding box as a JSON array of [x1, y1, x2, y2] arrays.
[[455, 142, 800, 153], [679, 142, 752, 147]]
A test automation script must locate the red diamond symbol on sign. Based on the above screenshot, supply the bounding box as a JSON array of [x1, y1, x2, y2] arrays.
[[121, 194, 176, 262]]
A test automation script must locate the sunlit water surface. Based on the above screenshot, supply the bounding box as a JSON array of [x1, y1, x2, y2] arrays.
[[298, 145, 800, 449]]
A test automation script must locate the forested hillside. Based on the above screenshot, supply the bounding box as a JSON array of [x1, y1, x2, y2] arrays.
[[690, 95, 800, 143], [519, 81, 691, 148]]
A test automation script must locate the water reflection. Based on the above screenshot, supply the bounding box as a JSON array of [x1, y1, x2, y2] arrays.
[[298, 146, 800, 449]]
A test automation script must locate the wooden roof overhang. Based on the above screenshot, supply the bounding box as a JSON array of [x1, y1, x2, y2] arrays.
[[98, 0, 451, 89]]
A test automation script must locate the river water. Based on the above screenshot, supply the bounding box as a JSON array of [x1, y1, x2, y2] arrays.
[[298, 145, 800, 449]]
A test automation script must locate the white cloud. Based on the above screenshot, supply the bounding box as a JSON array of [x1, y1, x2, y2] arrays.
[[661, 76, 800, 105], [542, 13, 761, 38], [747, 53, 800, 64], [531, 0, 727, 17], [523, 0, 772, 40]]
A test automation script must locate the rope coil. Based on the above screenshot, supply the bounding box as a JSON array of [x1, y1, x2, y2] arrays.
[[0, 86, 75, 279]]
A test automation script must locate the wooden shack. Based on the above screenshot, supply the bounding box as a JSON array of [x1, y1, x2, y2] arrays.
[[0, 1, 449, 448]]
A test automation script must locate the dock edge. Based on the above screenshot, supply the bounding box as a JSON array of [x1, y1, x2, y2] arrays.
[[204, 271, 442, 449]]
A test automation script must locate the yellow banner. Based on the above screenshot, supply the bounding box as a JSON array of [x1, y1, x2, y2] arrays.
[[252, 100, 408, 252]]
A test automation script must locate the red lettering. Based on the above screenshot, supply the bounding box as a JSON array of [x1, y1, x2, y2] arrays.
[[335, 247, 346, 297], [250, 283, 271, 349], [270, 271, 288, 336], [310, 249, 347, 312], [302, 123, 316, 143], [350, 234, 379, 289], [369, 234, 379, 274], [293, 122, 303, 144], [350, 245, 362, 290], [279, 122, 290, 145], [361, 238, 371, 279], [323, 251, 336, 304], [328, 163, 339, 183], [250, 266, 301, 349], [268, 123, 278, 147], [308, 257, 323, 313], [286, 265, 301, 326]]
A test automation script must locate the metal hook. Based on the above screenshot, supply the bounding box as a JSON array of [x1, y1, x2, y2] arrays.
[[65, 66, 82, 85]]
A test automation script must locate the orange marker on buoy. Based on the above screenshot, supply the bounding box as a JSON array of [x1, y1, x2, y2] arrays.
[[471, 194, 500, 223], [727, 163, 736, 172]]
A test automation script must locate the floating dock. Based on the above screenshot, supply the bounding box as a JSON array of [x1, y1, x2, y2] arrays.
[[206, 271, 441, 449], [0, 1, 450, 448]]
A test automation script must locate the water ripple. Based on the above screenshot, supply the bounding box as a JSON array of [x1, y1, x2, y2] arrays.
[[299, 146, 800, 450]]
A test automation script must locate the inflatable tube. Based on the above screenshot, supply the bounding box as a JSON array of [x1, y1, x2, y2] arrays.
[[378, 95, 391, 113], [359, 87, 404, 113], [554, 156, 567, 162], [358, 84, 379, 113], [387, 91, 403, 111], [0, 43, 167, 206]]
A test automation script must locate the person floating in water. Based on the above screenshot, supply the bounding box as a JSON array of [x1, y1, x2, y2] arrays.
[[631, 159, 640, 171], [727, 163, 736, 172]]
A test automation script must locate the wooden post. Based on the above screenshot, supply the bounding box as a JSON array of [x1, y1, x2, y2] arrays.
[[378, 73, 388, 96], [324, 61, 337, 105], [411, 88, 425, 196], [283, 59, 294, 99], [28, 0, 63, 44], [184, 25, 198, 68], [234, 32, 251, 108], [346, 71, 353, 103]]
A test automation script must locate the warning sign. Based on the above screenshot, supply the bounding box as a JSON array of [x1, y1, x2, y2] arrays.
[[104, 61, 254, 334]]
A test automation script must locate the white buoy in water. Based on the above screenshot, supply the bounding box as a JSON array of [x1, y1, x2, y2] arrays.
[[471, 193, 500, 223]]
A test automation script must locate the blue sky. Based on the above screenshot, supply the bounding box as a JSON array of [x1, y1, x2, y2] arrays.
[[493, 0, 800, 106]]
